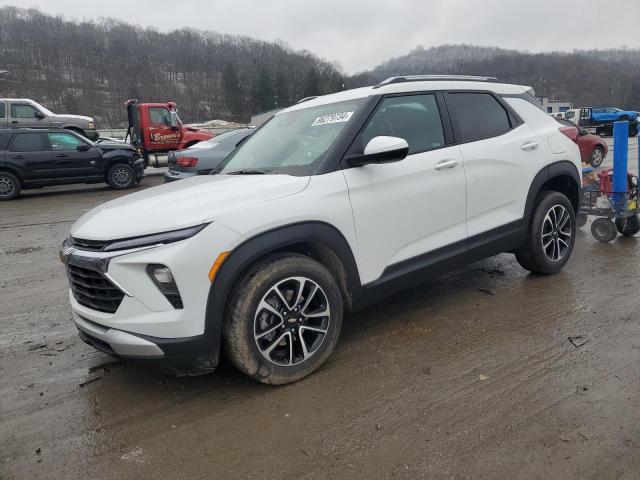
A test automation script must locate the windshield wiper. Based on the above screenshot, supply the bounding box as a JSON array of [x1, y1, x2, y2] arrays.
[[225, 169, 273, 175]]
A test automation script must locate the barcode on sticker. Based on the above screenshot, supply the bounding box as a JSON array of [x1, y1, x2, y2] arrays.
[[311, 112, 354, 127]]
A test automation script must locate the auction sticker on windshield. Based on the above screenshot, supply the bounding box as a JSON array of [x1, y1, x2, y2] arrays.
[[311, 112, 354, 127]]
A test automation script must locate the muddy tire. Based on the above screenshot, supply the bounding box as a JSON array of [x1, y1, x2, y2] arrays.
[[107, 164, 136, 189], [515, 191, 576, 274], [589, 146, 605, 168], [591, 217, 617, 242], [223, 253, 343, 385], [615, 215, 640, 237], [0, 171, 21, 201]]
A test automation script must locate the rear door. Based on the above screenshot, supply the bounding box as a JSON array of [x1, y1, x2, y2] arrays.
[[146, 106, 181, 151], [7, 132, 53, 186], [445, 91, 549, 238], [46, 132, 102, 183], [9, 102, 50, 128]]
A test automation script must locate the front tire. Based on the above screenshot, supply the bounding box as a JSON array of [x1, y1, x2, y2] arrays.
[[223, 253, 343, 385], [590, 146, 605, 168], [107, 164, 136, 189], [515, 191, 576, 274], [0, 172, 21, 201]]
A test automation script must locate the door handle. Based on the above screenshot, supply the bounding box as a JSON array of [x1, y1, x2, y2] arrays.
[[55, 153, 68, 158], [434, 159, 459, 170], [521, 142, 539, 151], [11, 154, 24, 159], [11, 120, 17, 124]]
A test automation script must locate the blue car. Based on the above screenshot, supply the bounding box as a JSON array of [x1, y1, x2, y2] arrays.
[[590, 107, 638, 123]]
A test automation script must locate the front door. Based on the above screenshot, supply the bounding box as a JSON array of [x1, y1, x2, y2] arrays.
[[7, 132, 54, 186], [146, 106, 181, 151], [343, 93, 467, 284], [46, 132, 102, 182], [9, 102, 50, 128]]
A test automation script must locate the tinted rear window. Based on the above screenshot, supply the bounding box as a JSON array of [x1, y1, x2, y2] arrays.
[[10, 133, 47, 152], [448, 92, 512, 142], [0, 103, 5, 118]]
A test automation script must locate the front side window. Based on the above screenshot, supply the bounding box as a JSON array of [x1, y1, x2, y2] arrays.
[[48, 133, 86, 150], [10, 133, 46, 152], [149, 107, 171, 126], [219, 99, 366, 176], [11, 104, 39, 119], [447, 92, 512, 142], [0, 102, 5, 118], [360, 94, 445, 154]]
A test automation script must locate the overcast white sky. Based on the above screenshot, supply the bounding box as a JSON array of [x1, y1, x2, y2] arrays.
[[3, 0, 640, 73]]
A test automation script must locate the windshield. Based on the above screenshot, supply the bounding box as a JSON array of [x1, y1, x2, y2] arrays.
[[192, 129, 245, 149], [218, 99, 365, 176]]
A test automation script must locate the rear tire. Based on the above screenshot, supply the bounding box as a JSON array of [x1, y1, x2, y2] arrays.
[[591, 217, 617, 242], [615, 216, 640, 237], [590, 146, 605, 168], [0, 172, 21, 201], [223, 253, 343, 385], [515, 191, 576, 274], [107, 164, 136, 189]]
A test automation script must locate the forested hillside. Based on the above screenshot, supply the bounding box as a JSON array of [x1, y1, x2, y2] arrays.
[[353, 44, 640, 110], [0, 7, 345, 127], [2, 7, 640, 129]]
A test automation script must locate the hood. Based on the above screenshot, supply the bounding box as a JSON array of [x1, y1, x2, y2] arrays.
[[96, 140, 135, 152], [70, 174, 310, 240], [52, 113, 94, 122], [53, 113, 93, 122]]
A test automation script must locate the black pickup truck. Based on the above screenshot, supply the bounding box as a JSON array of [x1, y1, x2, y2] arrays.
[[0, 128, 144, 200]]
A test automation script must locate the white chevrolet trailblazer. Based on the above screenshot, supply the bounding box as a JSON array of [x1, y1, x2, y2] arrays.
[[61, 76, 581, 384]]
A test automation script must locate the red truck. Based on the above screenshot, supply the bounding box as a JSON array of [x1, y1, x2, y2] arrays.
[[124, 99, 214, 162]]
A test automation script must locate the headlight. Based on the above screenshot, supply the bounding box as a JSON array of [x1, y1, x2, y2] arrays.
[[103, 224, 208, 252], [88, 121, 95, 129]]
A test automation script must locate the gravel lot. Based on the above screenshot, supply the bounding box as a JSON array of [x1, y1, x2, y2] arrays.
[[1, 159, 639, 479]]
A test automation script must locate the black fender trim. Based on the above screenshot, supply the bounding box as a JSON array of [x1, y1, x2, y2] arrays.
[[202, 221, 364, 364], [524, 160, 581, 221]]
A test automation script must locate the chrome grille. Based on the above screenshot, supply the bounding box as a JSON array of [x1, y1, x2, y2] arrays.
[[71, 237, 108, 251], [66, 264, 124, 314]]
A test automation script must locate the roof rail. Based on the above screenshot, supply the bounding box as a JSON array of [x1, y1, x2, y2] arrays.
[[373, 75, 500, 89], [296, 96, 318, 104]]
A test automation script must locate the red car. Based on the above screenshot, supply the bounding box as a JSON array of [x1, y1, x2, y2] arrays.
[[557, 118, 608, 167]]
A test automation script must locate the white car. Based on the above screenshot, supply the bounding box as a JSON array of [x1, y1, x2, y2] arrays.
[[61, 75, 581, 384]]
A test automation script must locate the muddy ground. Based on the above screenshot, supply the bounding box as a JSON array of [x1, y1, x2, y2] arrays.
[[1, 162, 639, 479]]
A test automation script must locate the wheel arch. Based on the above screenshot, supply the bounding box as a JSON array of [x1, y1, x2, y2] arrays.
[[203, 221, 363, 354], [525, 161, 581, 219]]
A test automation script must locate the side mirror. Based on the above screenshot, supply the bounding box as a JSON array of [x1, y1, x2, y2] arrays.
[[170, 111, 178, 130], [347, 136, 409, 167], [35, 111, 46, 119], [76, 144, 91, 152], [579, 128, 588, 136]]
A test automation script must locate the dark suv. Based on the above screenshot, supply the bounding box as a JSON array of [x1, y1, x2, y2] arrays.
[[0, 128, 144, 200]]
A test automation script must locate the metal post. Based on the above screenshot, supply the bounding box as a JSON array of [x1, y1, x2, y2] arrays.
[[613, 121, 629, 208]]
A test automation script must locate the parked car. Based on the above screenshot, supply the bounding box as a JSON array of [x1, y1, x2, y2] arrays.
[[61, 75, 581, 385], [557, 118, 608, 167], [165, 128, 254, 182], [0, 128, 144, 200], [0, 99, 98, 140], [590, 107, 638, 123]]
